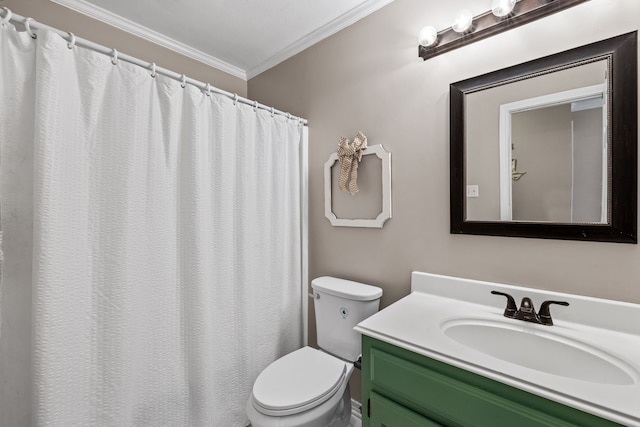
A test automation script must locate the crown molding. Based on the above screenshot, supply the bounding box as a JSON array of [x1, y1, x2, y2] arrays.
[[50, 0, 394, 81], [49, 0, 247, 80], [246, 0, 395, 79]]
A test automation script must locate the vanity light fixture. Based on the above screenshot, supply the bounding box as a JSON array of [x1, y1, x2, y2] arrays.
[[418, 26, 438, 47], [418, 0, 588, 61], [452, 9, 473, 34], [491, 0, 517, 18]]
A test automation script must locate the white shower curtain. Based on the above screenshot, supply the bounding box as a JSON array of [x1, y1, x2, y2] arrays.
[[0, 25, 303, 426]]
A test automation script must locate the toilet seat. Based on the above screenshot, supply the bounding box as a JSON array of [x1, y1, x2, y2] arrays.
[[251, 346, 347, 417]]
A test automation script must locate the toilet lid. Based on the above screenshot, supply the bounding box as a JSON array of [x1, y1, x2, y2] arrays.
[[252, 346, 347, 414]]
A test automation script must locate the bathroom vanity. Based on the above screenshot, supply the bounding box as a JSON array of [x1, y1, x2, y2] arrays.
[[354, 272, 640, 427]]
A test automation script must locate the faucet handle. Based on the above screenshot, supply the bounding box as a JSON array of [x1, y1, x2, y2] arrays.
[[538, 300, 569, 326], [491, 291, 518, 318]]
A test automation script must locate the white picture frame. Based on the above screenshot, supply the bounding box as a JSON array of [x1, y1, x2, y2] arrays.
[[324, 144, 392, 228]]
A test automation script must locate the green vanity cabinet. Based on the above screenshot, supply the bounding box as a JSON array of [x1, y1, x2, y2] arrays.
[[361, 336, 623, 427], [369, 392, 443, 427]]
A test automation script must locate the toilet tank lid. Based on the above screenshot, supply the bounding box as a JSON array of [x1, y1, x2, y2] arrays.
[[311, 276, 383, 301]]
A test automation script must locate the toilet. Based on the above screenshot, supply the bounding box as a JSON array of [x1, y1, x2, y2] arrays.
[[246, 276, 383, 427]]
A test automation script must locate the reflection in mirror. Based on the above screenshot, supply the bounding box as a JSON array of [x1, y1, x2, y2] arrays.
[[508, 85, 607, 223], [450, 32, 637, 243], [465, 60, 609, 224]]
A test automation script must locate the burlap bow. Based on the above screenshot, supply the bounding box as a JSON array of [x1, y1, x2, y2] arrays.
[[337, 132, 367, 194]]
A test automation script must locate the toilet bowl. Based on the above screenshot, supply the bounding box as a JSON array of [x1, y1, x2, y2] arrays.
[[247, 277, 382, 427], [246, 346, 353, 427]]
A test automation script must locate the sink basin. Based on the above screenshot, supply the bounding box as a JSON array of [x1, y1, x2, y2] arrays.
[[442, 318, 637, 385]]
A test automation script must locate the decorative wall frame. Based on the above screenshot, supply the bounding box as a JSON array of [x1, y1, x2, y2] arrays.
[[324, 144, 392, 228]]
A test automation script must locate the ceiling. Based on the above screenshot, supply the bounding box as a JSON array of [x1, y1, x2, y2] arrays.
[[50, 0, 395, 80]]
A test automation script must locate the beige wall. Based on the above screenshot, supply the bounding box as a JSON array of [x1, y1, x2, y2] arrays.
[[248, 0, 640, 403], [1, 0, 247, 96]]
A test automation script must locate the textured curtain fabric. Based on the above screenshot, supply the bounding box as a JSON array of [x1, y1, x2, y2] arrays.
[[0, 26, 303, 426]]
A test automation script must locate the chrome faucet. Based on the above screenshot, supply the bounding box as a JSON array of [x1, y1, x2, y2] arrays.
[[491, 291, 569, 326]]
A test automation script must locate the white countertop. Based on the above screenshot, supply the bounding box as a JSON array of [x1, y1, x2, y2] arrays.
[[354, 272, 640, 427]]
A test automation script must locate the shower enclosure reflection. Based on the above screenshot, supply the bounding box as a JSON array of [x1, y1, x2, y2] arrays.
[[500, 84, 607, 223]]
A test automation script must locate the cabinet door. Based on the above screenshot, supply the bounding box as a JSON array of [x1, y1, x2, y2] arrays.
[[362, 336, 623, 427], [369, 392, 443, 427]]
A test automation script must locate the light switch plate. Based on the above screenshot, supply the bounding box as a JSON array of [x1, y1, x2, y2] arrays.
[[466, 185, 479, 198]]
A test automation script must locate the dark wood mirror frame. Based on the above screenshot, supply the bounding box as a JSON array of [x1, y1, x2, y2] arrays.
[[450, 32, 637, 243]]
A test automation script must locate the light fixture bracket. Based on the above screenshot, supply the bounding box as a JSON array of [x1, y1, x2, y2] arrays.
[[418, 0, 589, 61]]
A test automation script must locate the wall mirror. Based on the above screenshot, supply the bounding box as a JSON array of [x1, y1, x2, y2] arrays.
[[450, 32, 637, 243]]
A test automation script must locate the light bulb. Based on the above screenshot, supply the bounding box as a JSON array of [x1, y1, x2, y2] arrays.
[[418, 26, 438, 47], [491, 0, 516, 17], [452, 9, 473, 34]]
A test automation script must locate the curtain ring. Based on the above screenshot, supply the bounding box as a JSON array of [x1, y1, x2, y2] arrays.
[[66, 32, 76, 49], [270, 107, 275, 118], [24, 17, 37, 39], [180, 74, 186, 88], [1, 8, 12, 27], [233, 94, 238, 106], [111, 48, 118, 65], [253, 100, 258, 112], [287, 113, 292, 120], [150, 62, 157, 78], [205, 83, 211, 96]]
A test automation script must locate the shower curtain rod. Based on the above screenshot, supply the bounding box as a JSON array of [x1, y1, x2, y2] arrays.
[[0, 8, 308, 125]]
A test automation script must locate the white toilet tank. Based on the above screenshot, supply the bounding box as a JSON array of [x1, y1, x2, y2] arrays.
[[311, 277, 383, 362]]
